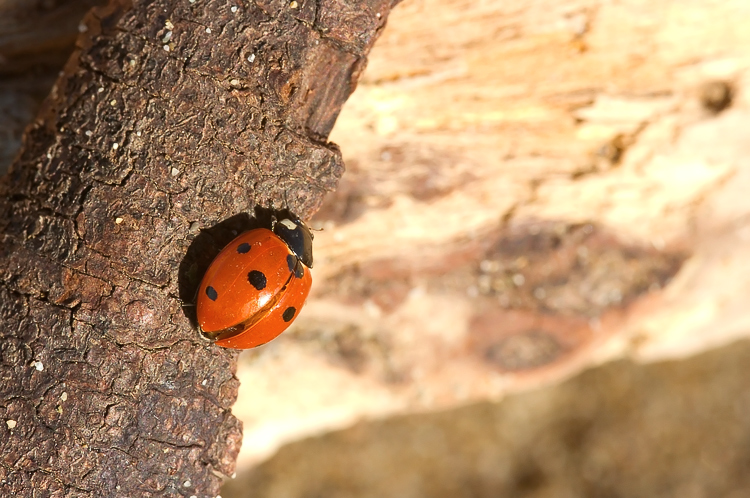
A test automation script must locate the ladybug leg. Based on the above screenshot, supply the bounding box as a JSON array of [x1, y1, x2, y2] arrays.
[[292, 258, 305, 279], [190, 277, 202, 306], [196, 328, 216, 344]]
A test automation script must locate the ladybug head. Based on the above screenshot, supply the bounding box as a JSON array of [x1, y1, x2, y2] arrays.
[[272, 212, 314, 268]]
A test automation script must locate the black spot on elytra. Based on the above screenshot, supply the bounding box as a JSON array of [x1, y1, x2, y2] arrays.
[[282, 307, 296, 322], [248, 270, 267, 290], [206, 286, 218, 301], [237, 242, 251, 254]]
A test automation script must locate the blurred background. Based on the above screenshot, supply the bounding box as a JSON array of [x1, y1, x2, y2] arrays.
[[3, 0, 750, 496]]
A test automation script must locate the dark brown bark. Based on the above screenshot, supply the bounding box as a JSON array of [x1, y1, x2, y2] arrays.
[[0, 0, 395, 495]]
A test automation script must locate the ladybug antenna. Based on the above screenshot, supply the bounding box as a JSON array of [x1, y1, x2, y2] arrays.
[[280, 188, 302, 221], [282, 188, 291, 213]]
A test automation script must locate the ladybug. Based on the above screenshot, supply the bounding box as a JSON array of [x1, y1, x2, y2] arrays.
[[196, 213, 313, 349]]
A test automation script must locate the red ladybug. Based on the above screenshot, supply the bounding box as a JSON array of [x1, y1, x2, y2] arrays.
[[196, 213, 313, 349]]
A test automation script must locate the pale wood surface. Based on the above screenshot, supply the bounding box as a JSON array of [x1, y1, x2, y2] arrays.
[[232, 0, 750, 469]]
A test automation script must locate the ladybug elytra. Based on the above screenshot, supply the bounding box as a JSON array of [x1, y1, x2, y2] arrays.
[[196, 213, 313, 349]]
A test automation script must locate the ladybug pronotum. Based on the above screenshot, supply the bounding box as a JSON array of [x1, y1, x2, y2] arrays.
[[196, 213, 313, 349]]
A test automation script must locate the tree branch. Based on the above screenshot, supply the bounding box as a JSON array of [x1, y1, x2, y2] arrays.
[[0, 0, 396, 494]]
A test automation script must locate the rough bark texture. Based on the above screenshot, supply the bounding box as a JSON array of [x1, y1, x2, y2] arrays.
[[0, 0, 394, 495]]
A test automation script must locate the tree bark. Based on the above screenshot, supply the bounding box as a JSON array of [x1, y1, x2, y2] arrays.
[[0, 0, 394, 495]]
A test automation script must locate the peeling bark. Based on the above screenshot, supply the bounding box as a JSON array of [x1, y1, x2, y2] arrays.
[[0, 0, 395, 495]]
